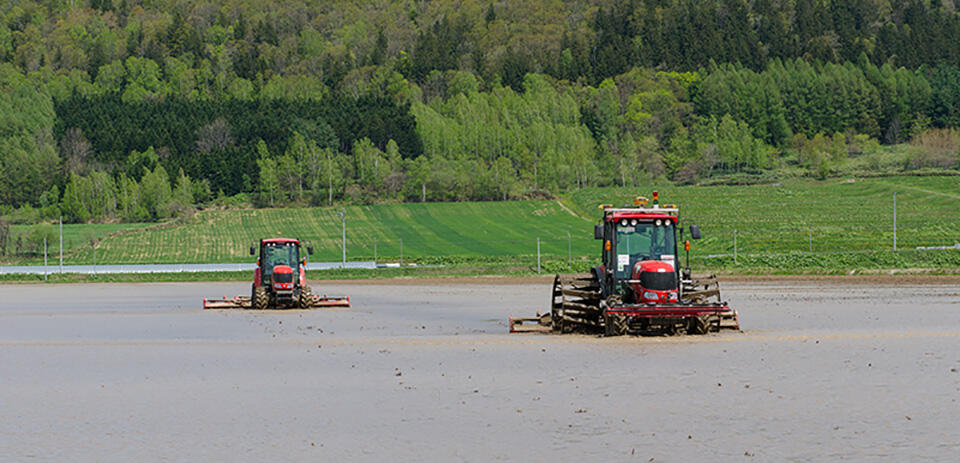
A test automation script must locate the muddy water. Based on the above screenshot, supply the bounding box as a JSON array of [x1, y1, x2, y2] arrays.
[[1, 280, 959, 461]]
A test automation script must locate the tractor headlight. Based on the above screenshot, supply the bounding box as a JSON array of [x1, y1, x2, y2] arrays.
[[643, 291, 659, 300], [630, 219, 638, 226], [620, 219, 628, 226], [655, 219, 663, 226]]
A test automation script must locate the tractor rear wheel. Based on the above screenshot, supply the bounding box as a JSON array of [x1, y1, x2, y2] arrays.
[[688, 314, 713, 335], [604, 312, 628, 336], [299, 285, 313, 309], [252, 285, 268, 310]]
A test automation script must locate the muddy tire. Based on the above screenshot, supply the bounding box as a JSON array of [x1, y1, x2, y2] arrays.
[[604, 313, 628, 337], [299, 285, 313, 309], [688, 315, 712, 335], [252, 285, 268, 310]]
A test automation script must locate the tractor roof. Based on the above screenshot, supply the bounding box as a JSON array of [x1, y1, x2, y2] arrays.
[[604, 207, 678, 222], [262, 238, 300, 244]]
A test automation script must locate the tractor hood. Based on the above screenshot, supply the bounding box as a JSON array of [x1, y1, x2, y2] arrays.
[[631, 260, 678, 293], [273, 265, 294, 274], [272, 265, 295, 288]]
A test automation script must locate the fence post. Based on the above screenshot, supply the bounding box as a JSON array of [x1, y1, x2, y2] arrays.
[[400, 239, 403, 266], [43, 237, 47, 282], [374, 237, 377, 264], [537, 237, 541, 275], [340, 208, 346, 267], [59, 215, 63, 273], [893, 192, 897, 251], [734, 229, 738, 265]]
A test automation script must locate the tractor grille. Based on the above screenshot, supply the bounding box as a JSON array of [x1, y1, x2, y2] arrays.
[[274, 273, 294, 284], [639, 271, 677, 291]]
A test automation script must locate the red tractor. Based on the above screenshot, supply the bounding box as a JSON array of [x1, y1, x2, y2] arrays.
[[203, 238, 349, 310], [511, 192, 738, 336]]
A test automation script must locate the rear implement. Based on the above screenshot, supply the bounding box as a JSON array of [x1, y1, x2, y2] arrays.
[[509, 272, 738, 335], [203, 294, 350, 310]]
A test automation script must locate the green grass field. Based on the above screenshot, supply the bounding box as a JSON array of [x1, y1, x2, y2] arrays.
[[8, 175, 960, 274], [8, 222, 154, 260], [565, 176, 960, 255], [55, 201, 595, 265]]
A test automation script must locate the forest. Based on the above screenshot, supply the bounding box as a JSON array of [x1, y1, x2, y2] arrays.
[[2, 0, 960, 246]]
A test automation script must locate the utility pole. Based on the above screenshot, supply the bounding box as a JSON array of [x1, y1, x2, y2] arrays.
[[43, 237, 47, 282], [340, 208, 347, 266], [59, 215, 63, 273], [400, 239, 404, 266], [373, 237, 377, 264], [893, 192, 897, 251]]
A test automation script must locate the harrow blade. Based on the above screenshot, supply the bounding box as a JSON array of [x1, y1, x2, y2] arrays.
[[509, 313, 552, 333], [681, 274, 724, 304], [718, 309, 741, 330], [203, 296, 251, 310], [202, 294, 350, 309], [308, 294, 350, 308]]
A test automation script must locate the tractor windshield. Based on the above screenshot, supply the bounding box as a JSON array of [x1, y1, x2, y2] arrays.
[[614, 222, 676, 279], [263, 242, 299, 276]]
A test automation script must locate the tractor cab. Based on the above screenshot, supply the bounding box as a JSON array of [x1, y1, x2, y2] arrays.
[[594, 192, 690, 304], [261, 241, 300, 282], [252, 239, 304, 284]]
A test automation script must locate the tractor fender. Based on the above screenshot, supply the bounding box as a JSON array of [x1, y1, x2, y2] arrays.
[[253, 267, 262, 287]]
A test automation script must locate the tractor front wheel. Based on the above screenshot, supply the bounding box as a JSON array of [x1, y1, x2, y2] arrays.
[[299, 285, 313, 309], [252, 285, 268, 310], [603, 312, 628, 336]]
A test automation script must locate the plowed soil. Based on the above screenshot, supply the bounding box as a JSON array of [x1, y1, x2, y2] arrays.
[[1, 278, 959, 461]]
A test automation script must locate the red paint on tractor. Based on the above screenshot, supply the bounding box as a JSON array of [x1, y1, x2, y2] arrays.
[[631, 260, 678, 303]]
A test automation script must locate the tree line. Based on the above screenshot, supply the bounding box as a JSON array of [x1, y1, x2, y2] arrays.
[[2, 1, 960, 226], [4, 1, 960, 98]]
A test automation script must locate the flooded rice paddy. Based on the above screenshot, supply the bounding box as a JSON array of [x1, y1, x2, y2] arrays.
[[1, 278, 959, 461]]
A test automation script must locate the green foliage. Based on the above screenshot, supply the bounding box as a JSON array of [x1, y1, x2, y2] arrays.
[[23, 223, 56, 255], [139, 164, 172, 220], [412, 74, 598, 197], [255, 140, 279, 207], [54, 94, 421, 196], [695, 115, 772, 172], [1, 0, 960, 221]]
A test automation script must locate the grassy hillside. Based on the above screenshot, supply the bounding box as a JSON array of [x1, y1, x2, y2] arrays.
[[11, 176, 960, 274], [8, 222, 154, 260], [57, 201, 595, 265], [565, 176, 960, 256]]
